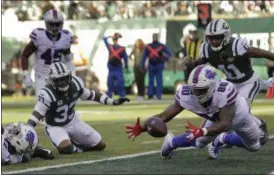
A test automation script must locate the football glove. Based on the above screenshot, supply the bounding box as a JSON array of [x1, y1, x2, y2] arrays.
[[126, 117, 144, 141], [185, 121, 208, 142], [22, 71, 33, 88], [113, 97, 130, 105]]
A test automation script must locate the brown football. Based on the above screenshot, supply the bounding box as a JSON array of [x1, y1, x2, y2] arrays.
[[144, 117, 167, 137]]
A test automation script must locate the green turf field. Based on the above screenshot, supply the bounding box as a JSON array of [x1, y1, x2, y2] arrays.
[[2, 96, 274, 174]]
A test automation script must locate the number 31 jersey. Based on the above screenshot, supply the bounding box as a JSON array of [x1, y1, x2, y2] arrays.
[[29, 28, 72, 75], [175, 80, 245, 122], [199, 37, 254, 84]]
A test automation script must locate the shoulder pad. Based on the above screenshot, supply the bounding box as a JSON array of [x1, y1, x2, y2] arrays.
[[71, 76, 85, 91], [215, 80, 238, 107], [38, 87, 56, 106], [199, 42, 209, 59], [232, 37, 249, 56], [62, 29, 71, 35], [37, 28, 45, 31]]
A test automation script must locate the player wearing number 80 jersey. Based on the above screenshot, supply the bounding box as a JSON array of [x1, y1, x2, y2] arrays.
[[20, 9, 75, 99], [27, 62, 130, 154]]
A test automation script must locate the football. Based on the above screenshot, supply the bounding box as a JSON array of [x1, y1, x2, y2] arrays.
[[144, 117, 167, 137]]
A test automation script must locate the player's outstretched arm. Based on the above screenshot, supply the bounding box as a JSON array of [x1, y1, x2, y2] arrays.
[[126, 103, 184, 141], [247, 47, 274, 62], [80, 88, 130, 105], [20, 41, 37, 71]]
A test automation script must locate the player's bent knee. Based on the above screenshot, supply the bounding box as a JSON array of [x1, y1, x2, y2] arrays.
[[58, 144, 75, 154], [246, 142, 260, 152], [93, 141, 106, 151]]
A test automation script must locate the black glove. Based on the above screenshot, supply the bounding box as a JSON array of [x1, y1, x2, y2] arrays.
[[113, 97, 130, 105]]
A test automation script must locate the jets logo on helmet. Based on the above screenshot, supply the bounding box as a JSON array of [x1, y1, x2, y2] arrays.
[[205, 19, 231, 51], [48, 62, 72, 92], [188, 65, 219, 103], [44, 9, 64, 36]]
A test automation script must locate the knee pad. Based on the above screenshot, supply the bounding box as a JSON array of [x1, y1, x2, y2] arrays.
[[58, 144, 74, 154], [246, 142, 260, 152]]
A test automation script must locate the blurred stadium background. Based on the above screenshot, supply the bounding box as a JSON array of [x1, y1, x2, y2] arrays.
[[2, 1, 274, 174], [2, 0, 274, 96]]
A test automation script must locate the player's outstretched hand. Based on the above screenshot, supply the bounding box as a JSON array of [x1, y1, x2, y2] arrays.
[[23, 74, 33, 88], [126, 117, 144, 141], [185, 121, 206, 142], [113, 97, 130, 105]]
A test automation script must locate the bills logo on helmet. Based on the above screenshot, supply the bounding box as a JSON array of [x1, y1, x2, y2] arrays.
[[205, 69, 217, 79], [25, 130, 35, 150]]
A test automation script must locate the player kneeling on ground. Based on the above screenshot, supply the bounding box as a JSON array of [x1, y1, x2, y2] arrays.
[[2, 122, 53, 165], [126, 64, 268, 159], [27, 62, 130, 154]]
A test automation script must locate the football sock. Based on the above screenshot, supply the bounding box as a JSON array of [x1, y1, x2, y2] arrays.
[[220, 133, 246, 149], [171, 133, 196, 148]]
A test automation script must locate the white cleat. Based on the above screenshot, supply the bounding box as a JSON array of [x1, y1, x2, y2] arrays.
[[160, 133, 175, 159], [208, 134, 225, 159]]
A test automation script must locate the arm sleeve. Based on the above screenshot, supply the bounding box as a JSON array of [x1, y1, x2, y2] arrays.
[[103, 37, 111, 51], [163, 45, 172, 60], [29, 29, 39, 47], [234, 38, 249, 56], [122, 48, 128, 68], [140, 47, 148, 68]]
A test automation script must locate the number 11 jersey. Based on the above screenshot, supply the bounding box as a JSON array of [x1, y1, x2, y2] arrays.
[[29, 28, 72, 75]]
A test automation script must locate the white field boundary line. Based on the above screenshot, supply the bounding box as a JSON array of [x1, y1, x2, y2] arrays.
[[3, 135, 274, 175], [268, 171, 274, 175]]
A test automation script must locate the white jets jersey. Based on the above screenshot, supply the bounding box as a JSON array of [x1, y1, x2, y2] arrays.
[[29, 28, 72, 75], [175, 80, 243, 122]]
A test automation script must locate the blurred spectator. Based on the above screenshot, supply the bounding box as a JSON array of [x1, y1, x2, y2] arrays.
[[175, 2, 189, 16], [68, 1, 80, 20], [140, 1, 157, 18], [129, 39, 146, 100], [267, 35, 274, 78]]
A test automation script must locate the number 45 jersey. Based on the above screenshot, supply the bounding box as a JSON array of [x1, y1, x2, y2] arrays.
[[199, 37, 257, 84], [30, 28, 72, 75], [175, 80, 248, 122]]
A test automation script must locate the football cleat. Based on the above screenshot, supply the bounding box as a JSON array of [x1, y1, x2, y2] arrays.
[[259, 119, 269, 145], [160, 133, 175, 159], [31, 146, 54, 160], [208, 133, 225, 159]]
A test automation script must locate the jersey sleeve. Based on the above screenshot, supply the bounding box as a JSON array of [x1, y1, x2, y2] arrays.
[[71, 75, 85, 95], [215, 81, 238, 108], [233, 38, 249, 56], [33, 88, 54, 116], [29, 28, 41, 47], [199, 42, 209, 60], [62, 30, 73, 50]]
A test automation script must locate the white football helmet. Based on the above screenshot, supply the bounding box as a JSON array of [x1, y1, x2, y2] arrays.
[[188, 64, 219, 103], [4, 122, 38, 153], [44, 9, 64, 36], [48, 62, 72, 92], [205, 19, 231, 51]]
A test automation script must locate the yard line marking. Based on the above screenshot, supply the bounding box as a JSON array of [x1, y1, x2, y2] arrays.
[[141, 140, 160, 144], [3, 135, 274, 175]]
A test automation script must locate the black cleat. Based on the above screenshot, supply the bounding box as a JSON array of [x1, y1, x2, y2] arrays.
[[259, 119, 269, 145], [32, 146, 54, 160]]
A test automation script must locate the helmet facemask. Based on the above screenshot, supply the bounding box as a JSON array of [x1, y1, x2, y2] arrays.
[[191, 84, 215, 103], [49, 73, 72, 92], [206, 34, 226, 51], [45, 21, 63, 36]]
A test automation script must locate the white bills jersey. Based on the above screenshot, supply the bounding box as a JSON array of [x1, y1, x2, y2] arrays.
[[29, 28, 73, 75], [1, 136, 23, 164], [175, 80, 241, 122]]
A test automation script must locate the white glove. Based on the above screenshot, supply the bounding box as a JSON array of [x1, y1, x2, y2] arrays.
[[22, 71, 33, 88]]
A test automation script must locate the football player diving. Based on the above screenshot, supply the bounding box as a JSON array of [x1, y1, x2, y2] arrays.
[[27, 62, 130, 154], [183, 19, 273, 145], [126, 64, 266, 160]]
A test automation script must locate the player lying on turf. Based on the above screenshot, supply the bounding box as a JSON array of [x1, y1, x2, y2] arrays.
[[126, 64, 268, 159], [2, 122, 54, 165], [27, 62, 130, 154]]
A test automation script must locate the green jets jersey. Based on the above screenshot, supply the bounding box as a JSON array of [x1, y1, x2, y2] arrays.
[[36, 76, 84, 126], [199, 37, 254, 83]]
